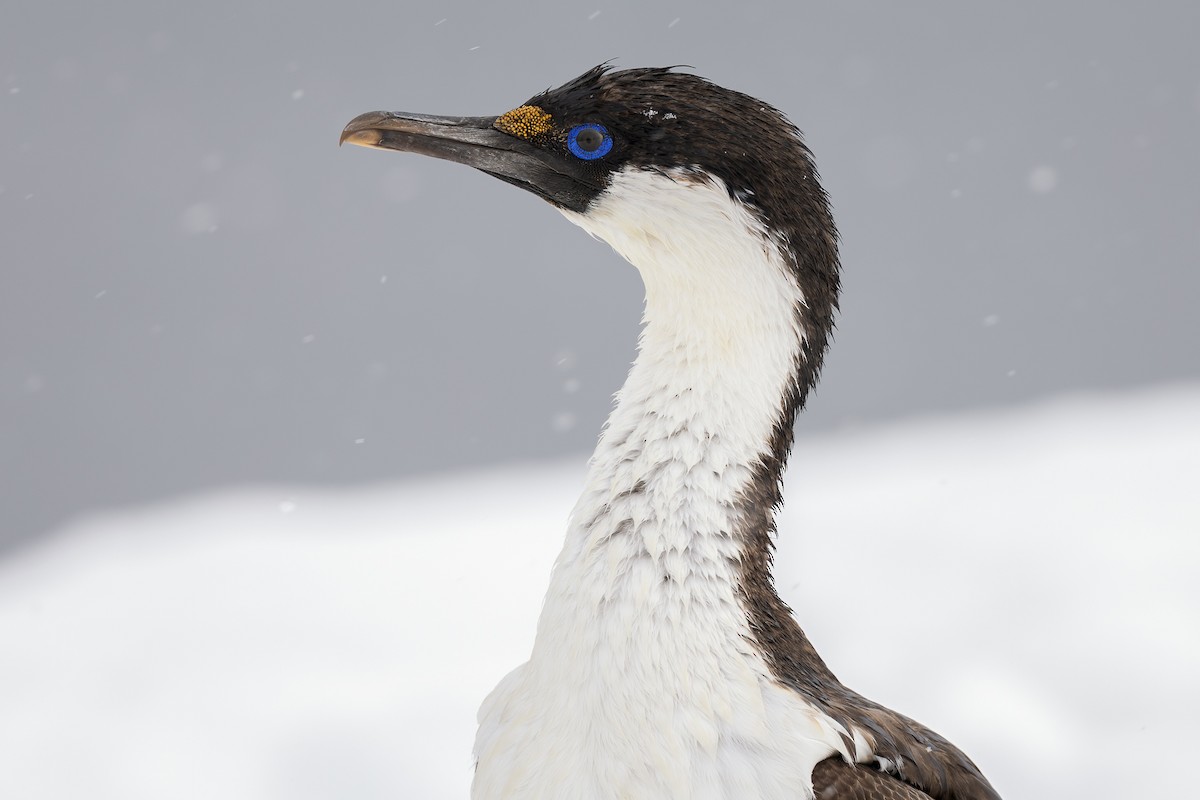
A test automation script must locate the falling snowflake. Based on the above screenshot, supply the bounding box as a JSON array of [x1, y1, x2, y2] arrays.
[[1028, 165, 1059, 194]]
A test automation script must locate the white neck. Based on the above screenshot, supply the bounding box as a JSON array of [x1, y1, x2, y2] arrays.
[[559, 168, 805, 576], [472, 168, 853, 800]]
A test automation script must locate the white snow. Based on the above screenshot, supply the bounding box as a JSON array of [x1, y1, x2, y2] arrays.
[[1, 384, 1197, 799]]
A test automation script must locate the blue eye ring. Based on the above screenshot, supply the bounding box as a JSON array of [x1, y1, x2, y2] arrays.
[[567, 123, 613, 160]]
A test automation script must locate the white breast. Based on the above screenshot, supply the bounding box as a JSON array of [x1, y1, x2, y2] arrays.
[[471, 168, 858, 800]]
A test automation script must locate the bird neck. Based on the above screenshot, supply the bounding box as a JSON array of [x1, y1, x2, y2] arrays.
[[547, 167, 812, 645], [471, 169, 853, 799]]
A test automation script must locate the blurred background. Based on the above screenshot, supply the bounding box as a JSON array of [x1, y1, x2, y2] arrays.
[[3, 2, 1199, 799], [3, 0, 1197, 550]]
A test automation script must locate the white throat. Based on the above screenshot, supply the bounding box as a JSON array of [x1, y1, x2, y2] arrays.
[[472, 168, 855, 800]]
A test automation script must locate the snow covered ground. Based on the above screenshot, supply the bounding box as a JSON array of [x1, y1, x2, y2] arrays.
[[1, 385, 1197, 799]]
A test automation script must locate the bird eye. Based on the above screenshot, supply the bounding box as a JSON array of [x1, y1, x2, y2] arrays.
[[567, 123, 613, 160]]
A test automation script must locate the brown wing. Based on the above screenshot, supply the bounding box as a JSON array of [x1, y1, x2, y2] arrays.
[[812, 758, 933, 800]]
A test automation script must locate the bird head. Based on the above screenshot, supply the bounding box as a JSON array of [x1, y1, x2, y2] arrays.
[[341, 65, 835, 239]]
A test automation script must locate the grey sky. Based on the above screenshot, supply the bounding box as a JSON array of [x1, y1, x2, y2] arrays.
[[3, 0, 1198, 550]]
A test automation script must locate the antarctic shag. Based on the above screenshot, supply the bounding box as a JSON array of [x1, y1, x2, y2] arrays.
[[342, 65, 1000, 800]]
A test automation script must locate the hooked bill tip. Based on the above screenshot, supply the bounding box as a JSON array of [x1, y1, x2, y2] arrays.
[[339, 111, 396, 148], [340, 128, 383, 148]]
